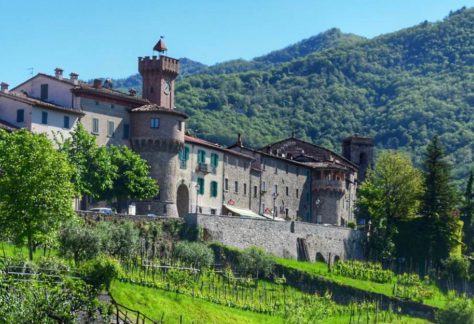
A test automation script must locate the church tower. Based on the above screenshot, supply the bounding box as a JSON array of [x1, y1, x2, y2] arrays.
[[342, 135, 374, 183], [138, 37, 179, 109], [131, 39, 187, 217]]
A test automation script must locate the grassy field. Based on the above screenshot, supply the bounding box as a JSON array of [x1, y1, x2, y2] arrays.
[[110, 281, 432, 324], [0, 242, 56, 261], [275, 258, 447, 308], [110, 281, 284, 324]]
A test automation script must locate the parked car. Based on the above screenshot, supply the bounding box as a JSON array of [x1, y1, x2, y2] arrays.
[[89, 208, 114, 214]]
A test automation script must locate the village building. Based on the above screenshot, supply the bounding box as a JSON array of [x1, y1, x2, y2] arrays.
[[0, 39, 373, 227]]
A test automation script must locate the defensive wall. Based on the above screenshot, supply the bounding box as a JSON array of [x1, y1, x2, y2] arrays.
[[185, 213, 365, 263]]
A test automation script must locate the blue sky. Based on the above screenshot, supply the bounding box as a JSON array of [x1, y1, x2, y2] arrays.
[[1, 0, 473, 86]]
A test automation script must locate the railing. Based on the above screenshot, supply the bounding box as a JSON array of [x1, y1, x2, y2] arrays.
[[197, 163, 210, 173], [110, 294, 159, 324]]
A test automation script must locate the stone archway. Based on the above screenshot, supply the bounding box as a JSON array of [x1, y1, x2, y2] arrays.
[[177, 184, 190, 218]]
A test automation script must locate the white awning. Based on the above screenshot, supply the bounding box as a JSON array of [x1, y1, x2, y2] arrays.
[[222, 204, 266, 219]]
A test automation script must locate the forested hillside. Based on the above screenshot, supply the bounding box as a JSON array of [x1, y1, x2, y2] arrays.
[[174, 7, 474, 180]]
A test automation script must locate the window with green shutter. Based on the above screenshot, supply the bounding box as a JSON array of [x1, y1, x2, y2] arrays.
[[211, 153, 219, 167], [179, 146, 190, 169], [197, 178, 204, 195], [210, 181, 218, 198], [198, 150, 206, 164]]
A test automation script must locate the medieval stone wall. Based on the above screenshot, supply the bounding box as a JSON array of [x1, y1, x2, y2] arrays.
[[185, 214, 364, 263]]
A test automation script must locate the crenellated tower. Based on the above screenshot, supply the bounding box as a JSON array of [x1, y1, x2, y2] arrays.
[[139, 37, 179, 108], [131, 39, 187, 217]]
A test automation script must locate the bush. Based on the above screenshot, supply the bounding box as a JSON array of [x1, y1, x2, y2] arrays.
[[95, 221, 139, 260], [237, 247, 274, 278], [441, 255, 470, 282], [37, 256, 70, 272], [79, 255, 122, 290], [173, 241, 214, 269], [436, 293, 474, 324], [59, 221, 101, 264]]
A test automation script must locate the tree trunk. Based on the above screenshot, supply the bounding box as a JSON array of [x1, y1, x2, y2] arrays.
[[27, 232, 33, 261]]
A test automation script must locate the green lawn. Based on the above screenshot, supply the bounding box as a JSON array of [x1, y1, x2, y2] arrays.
[[110, 281, 284, 324], [0, 242, 56, 261], [275, 258, 447, 309]]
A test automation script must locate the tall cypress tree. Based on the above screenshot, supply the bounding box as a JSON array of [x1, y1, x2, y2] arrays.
[[462, 171, 474, 254], [421, 136, 459, 264]]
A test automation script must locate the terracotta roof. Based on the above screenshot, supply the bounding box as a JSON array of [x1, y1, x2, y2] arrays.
[[259, 137, 358, 169], [130, 104, 188, 118], [185, 135, 253, 159], [153, 39, 167, 52], [0, 119, 18, 131], [12, 73, 147, 106], [0, 91, 85, 116]]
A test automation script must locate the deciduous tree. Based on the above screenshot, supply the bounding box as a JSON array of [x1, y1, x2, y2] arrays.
[[0, 130, 75, 260]]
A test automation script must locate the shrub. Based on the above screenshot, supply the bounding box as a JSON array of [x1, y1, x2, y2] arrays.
[[237, 246, 274, 278], [173, 241, 214, 269], [37, 256, 70, 272], [441, 255, 470, 282], [59, 221, 101, 264], [95, 221, 139, 260], [332, 260, 394, 283], [79, 255, 122, 291], [436, 293, 474, 324]]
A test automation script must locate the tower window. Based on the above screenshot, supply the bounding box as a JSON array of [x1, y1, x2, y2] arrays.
[[40, 84, 48, 100], [107, 121, 115, 137], [243, 183, 247, 195], [253, 186, 257, 198], [41, 111, 48, 124], [92, 118, 99, 134], [150, 118, 160, 129], [286, 186, 289, 196], [63, 116, 70, 128], [224, 178, 229, 191], [178, 121, 183, 131], [16, 109, 24, 123], [234, 181, 239, 193]]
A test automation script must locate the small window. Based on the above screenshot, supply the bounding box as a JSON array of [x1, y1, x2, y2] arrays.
[[41, 111, 48, 124], [273, 184, 278, 194], [210, 181, 218, 198], [243, 183, 247, 195], [296, 188, 299, 198], [179, 146, 190, 169], [150, 118, 160, 129], [253, 186, 258, 198], [197, 178, 204, 195], [210, 209, 217, 215], [286, 186, 289, 196], [40, 84, 48, 100], [198, 150, 206, 164], [178, 121, 183, 131], [123, 124, 129, 139], [234, 181, 239, 193], [107, 121, 114, 137], [16, 109, 24, 123], [224, 178, 229, 191], [63, 116, 70, 128], [262, 182, 266, 191], [92, 118, 99, 134]]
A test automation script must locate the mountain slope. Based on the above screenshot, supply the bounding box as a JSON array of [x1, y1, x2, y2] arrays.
[[174, 7, 474, 180], [110, 28, 363, 90]]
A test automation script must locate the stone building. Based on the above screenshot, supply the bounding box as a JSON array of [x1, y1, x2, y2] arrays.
[[0, 39, 373, 227]]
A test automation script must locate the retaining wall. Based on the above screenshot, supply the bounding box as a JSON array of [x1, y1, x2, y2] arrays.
[[185, 213, 364, 263]]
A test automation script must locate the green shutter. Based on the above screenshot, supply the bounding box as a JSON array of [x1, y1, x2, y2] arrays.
[[211, 181, 218, 197], [211, 153, 219, 168], [179, 148, 184, 161], [198, 178, 204, 195], [198, 150, 206, 164], [184, 147, 190, 160]]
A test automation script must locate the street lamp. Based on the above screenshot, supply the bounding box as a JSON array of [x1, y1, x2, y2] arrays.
[[272, 192, 279, 220], [195, 183, 200, 214]]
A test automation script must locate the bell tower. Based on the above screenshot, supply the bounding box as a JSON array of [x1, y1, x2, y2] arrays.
[[139, 37, 179, 109]]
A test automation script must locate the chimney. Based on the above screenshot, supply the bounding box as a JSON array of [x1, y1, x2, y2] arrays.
[[0, 82, 9, 93], [69, 72, 79, 85], [93, 79, 102, 89], [54, 68, 64, 80], [129, 88, 137, 96]]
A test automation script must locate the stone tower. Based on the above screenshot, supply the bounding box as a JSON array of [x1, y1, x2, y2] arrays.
[[342, 135, 374, 183], [131, 39, 187, 217]]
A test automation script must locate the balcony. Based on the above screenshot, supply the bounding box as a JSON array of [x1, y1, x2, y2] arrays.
[[314, 179, 345, 192], [197, 163, 210, 174]]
